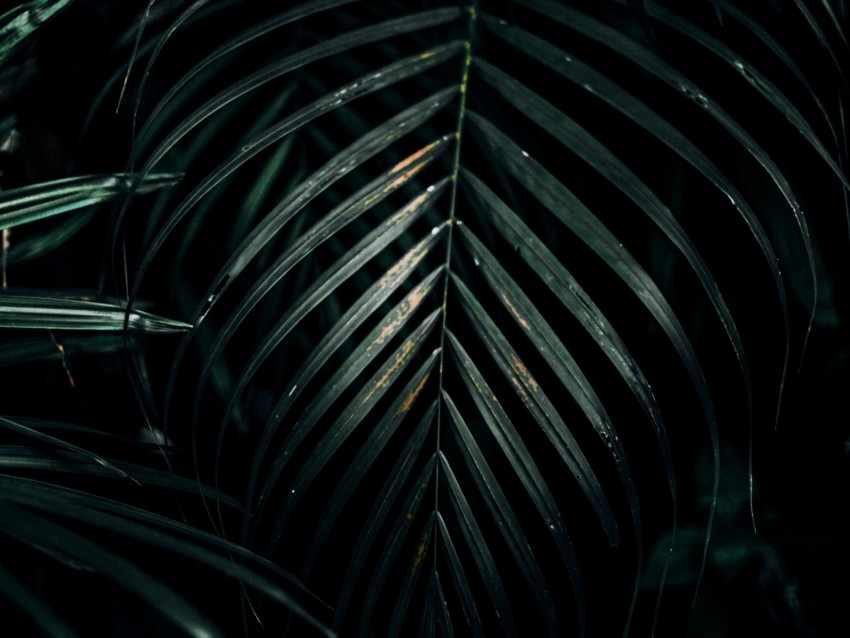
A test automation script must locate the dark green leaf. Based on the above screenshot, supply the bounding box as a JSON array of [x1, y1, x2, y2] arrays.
[[443, 390, 560, 637], [446, 331, 585, 634], [245, 247, 445, 526], [0, 562, 79, 638], [0, 416, 136, 483], [437, 512, 485, 638], [388, 519, 435, 637], [358, 461, 437, 635], [0, 0, 73, 64], [263, 308, 440, 554], [0, 293, 191, 333], [0, 173, 180, 229], [635, 0, 847, 187], [299, 352, 438, 578], [451, 273, 618, 545], [0, 503, 223, 638]]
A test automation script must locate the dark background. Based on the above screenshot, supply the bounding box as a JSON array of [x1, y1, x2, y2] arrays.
[[1, 1, 849, 636]]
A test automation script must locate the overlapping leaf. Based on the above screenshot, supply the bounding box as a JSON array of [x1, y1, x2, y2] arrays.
[[3, 0, 844, 636], [113, 0, 848, 635]]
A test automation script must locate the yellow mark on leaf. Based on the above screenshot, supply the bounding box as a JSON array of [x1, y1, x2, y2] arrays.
[[378, 243, 428, 288], [385, 166, 424, 193], [390, 140, 442, 175], [397, 372, 430, 415], [377, 282, 432, 345], [377, 305, 409, 345], [361, 339, 415, 408], [511, 353, 539, 392], [411, 541, 429, 575], [392, 192, 431, 225], [502, 293, 530, 330]]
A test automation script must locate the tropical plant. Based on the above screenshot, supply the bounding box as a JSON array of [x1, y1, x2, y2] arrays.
[[1, 0, 848, 636]]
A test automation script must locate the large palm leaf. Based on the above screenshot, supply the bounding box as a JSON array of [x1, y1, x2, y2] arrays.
[[1, 0, 847, 635]]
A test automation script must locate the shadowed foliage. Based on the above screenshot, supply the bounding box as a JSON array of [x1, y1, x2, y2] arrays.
[[1, 0, 848, 636]]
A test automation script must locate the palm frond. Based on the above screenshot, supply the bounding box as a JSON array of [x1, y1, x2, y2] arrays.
[[2, 0, 846, 635], [0, 173, 180, 229], [0, 292, 191, 332], [115, 0, 848, 634]]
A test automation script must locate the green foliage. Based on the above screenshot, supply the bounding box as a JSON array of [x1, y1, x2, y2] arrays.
[[1, 1, 848, 636]]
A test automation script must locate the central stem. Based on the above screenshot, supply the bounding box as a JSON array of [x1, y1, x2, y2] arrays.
[[433, 0, 478, 561]]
